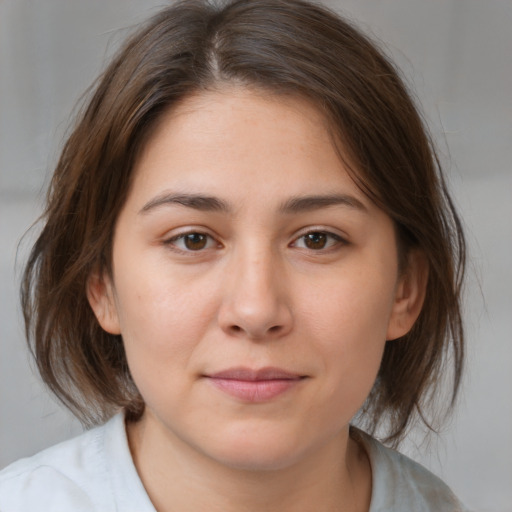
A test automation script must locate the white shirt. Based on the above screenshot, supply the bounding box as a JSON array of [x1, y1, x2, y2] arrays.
[[0, 413, 468, 511]]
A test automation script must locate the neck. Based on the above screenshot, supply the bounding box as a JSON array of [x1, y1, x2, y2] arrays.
[[126, 413, 372, 512]]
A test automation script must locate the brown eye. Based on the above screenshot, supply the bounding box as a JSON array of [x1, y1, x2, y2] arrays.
[[183, 233, 208, 250], [292, 231, 344, 251], [166, 232, 216, 252], [303, 232, 328, 250]]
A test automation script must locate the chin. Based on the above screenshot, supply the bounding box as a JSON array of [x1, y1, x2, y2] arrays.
[[199, 424, 317, 472], [213, 446, 304, 472]]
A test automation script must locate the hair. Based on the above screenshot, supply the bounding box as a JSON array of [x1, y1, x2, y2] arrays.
[[22, 0, 465, 446]]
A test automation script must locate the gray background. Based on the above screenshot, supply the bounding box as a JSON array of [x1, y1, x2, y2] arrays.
[[1, 1, 511, 510]]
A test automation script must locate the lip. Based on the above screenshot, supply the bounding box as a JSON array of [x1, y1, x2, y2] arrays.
[[204, 367, 306, 402]]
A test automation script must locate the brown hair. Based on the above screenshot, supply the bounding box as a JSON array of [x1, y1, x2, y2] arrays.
[[22, 0, 465, 445]]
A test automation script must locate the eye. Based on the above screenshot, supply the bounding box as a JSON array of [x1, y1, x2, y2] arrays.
[[292, 231, 345, 251], [165, 232, 218, 252]]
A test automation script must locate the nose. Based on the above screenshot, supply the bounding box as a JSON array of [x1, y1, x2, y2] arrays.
[[217, 247, 293, 340]]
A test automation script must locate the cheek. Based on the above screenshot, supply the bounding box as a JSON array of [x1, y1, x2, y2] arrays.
[[113, 268, 219, 376], [299, 268, 395, 387], [301, 266, 396, 342], [114, 275, 222, 418]]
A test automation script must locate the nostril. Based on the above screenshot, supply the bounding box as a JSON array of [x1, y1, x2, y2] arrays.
[[228, 324, 282, 336]]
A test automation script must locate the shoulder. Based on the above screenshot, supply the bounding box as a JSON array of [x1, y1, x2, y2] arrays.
[[354, 430, 470, 512], [0, 414, 119, 512]]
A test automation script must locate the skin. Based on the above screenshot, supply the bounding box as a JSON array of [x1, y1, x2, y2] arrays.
[[88, 87, 427, 512]]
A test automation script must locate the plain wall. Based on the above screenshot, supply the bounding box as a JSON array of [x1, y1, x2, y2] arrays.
[[1, 1, 511, 510]]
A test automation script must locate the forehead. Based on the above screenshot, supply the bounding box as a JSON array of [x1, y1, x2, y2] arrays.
[[143, 87, 334, 159], [129, 87, 366, 206]]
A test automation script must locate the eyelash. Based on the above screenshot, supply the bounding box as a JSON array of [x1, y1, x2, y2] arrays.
[[164, 231, 219, 253], [163, 229, 347, 254], [290, 230, 346, 251]]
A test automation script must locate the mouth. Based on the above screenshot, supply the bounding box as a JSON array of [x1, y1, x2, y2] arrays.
[[204, 367, 307, 403]]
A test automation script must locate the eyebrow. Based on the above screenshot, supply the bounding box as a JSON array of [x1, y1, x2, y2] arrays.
[[139, 192, 367, 215], [278, 194, 367, 214], [140, 193, 231, 214]]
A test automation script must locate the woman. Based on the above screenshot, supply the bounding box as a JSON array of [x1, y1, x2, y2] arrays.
[[0, 0, 468, 510]]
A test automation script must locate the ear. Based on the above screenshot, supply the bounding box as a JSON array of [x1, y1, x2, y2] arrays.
[[86, 268, 121, 335], [386, 249, 429, 341]]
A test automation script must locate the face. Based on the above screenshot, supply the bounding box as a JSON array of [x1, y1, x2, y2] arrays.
[[89, 88, 424, 471]]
